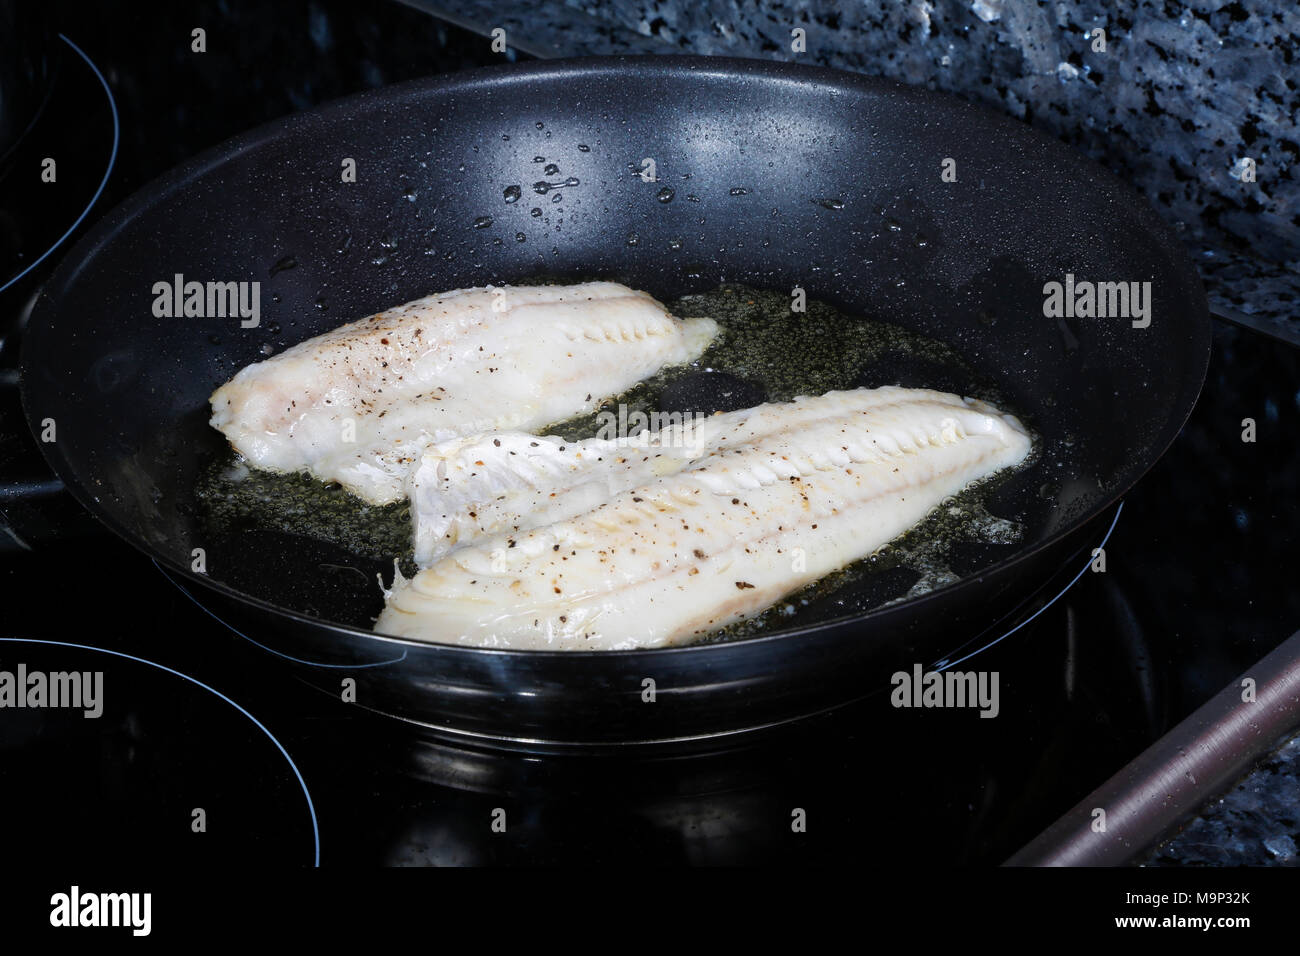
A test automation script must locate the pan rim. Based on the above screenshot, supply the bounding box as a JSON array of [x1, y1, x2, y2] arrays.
[[20, 54, 1212, 660]]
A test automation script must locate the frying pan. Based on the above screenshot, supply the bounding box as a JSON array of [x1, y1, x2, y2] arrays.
[[19, 57, 1210, 750]]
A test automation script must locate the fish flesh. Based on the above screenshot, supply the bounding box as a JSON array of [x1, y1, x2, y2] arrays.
[[376, 386, 1032, 650], [209, 282, 717, 504], [408, 425, 711, 567], [407, 401, 810, 567], [407, 386, 983, 567], [210, 282, 715, 504], [379, 387, 1031, 649]]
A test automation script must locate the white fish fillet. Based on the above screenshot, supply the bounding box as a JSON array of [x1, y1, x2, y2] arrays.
[[408, 427, 708, 567], [209, 282, 717, 504], [407, 387, 975, 567], [377, 386, 1032, 650]]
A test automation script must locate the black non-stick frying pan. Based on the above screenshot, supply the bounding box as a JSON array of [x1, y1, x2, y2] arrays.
[[20, 57, 1210, 749]]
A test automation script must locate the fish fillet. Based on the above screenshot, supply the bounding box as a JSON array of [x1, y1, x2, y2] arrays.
[[407, 387, 974, 566], [377, 386, 1032, 650], [209, 282, 717, 504], [408, 427, 708, 567]]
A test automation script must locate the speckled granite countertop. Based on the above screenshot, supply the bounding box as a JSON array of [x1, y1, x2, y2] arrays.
[[1143, 729, 1300, 866], [407, 0, 1298, 337]]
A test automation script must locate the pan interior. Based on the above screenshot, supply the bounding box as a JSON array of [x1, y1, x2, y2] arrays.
[[22, 59, 1208, 645]]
